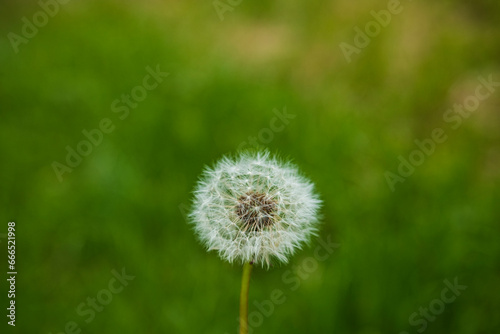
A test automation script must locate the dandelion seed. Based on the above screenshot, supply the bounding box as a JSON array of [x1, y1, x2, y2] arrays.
[[189, 151, 321, 267]]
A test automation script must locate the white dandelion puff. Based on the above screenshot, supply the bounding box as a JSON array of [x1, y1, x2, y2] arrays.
[[189, 151, 322, 267]]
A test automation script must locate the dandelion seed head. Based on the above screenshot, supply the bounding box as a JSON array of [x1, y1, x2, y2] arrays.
[[189, 151, 321, 267]]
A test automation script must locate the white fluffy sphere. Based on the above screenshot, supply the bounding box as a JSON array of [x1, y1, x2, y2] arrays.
[[189, 151, 321, 267]]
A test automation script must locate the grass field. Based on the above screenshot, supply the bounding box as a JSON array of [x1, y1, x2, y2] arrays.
[[1, 1, 499, 333]]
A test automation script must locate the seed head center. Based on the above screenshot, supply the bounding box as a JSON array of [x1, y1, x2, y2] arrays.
[[236, 191, 277, 231]]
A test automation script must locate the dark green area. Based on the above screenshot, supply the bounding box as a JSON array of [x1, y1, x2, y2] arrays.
[[1, 1, 499, 333]]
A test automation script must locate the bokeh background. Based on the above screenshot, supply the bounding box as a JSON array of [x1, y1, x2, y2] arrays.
[[1, 0, 499, 333]]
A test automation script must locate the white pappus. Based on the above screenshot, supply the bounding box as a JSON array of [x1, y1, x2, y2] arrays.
[[189, 151, 322, 267]]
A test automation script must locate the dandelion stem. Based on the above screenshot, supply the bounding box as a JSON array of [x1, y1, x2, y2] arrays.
[[239, 262, 253, 334]]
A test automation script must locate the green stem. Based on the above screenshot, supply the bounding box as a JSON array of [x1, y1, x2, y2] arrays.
[[239, 262, 253, 334]]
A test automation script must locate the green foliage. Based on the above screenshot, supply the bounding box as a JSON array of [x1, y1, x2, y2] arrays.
[[1, 1, 499, 333]]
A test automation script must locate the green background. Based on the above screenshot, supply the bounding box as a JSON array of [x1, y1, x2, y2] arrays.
[[1, 0, 499, 333]]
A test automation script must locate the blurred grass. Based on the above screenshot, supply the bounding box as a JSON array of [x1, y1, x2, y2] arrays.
[[0, 0, 499, 333]]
